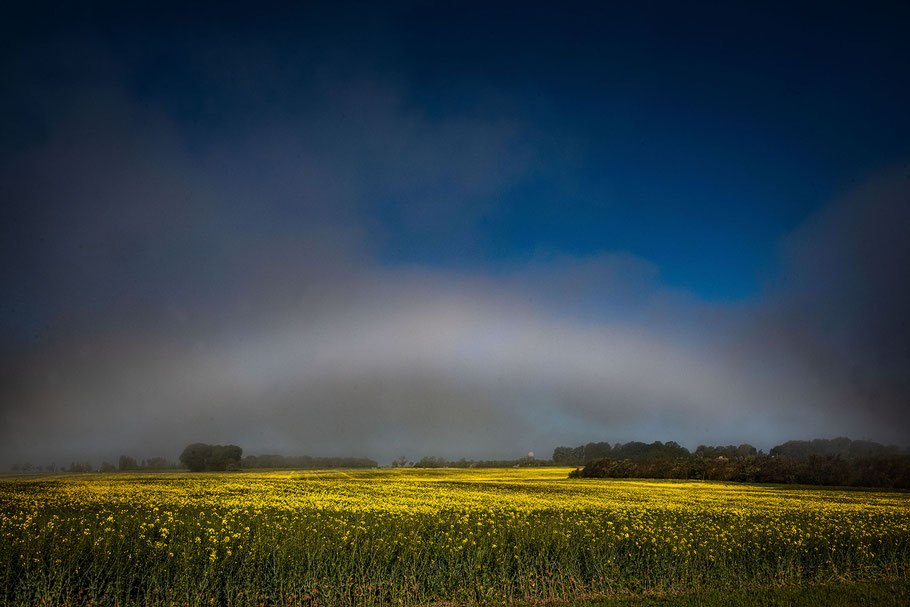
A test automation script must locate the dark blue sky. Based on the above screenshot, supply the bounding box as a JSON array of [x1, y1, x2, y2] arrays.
[[2, 2, 909, 462], [5, 2, 908, 301]]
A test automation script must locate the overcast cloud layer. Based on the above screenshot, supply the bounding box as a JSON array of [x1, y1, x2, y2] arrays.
[[2, 5, 909, 466]]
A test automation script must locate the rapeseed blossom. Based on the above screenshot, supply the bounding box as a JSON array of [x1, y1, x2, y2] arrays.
[[0, 468, 908, 605]]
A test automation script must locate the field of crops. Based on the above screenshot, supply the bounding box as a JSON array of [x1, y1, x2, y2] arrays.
[[1, 468, 908, 605]]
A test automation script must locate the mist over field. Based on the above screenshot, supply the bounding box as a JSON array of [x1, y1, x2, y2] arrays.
[[2, 3, 909, 467]]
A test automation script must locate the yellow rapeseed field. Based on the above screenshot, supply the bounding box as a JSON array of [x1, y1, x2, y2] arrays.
[[1, 468, 908, 605]]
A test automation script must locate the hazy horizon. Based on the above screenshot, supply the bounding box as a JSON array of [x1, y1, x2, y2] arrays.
[[2, 3, 909, 468], [7, 435, 909, 472]]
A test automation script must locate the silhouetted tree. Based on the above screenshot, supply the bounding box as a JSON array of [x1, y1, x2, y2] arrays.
[[180, 443, 242, 472], [180, 443, 212, 472], [207, 445, 243, 471], [552, 446, 576, 465]]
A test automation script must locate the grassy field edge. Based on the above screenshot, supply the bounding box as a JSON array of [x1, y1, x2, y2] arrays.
[[558, 576, 910, 606]]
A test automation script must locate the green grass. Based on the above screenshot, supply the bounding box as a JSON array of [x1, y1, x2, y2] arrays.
[[571, 577, 910, 606]]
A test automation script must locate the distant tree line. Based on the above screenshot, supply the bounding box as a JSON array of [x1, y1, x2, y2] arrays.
[[769, 438, 902, 460], [242, 455, 378, 469], [7, 437, 907, 481], [7, 449, 377, 473], [10, 456, 178, 474], [565, 437, 910, 489], [9, 462, 57, 473], [103, 455, 179, 472], [409, 455, 547, 468], [553, 437, 903, 466], [553, 440, 693, 465], [179, 443, 243, 472]]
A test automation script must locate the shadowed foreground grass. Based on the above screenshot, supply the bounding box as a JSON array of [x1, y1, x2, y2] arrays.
[[572, 577, 910, 606]]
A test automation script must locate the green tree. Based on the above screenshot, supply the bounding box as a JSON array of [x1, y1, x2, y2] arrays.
[[180, 443, 211, 472]]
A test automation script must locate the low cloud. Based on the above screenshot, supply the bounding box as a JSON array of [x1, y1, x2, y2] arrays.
[[2, 59, 908, 466]]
